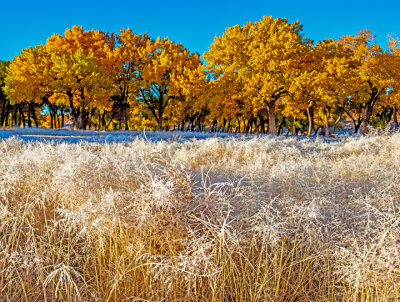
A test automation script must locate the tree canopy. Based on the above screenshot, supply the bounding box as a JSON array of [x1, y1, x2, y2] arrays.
[[2, 17, 400, 134]]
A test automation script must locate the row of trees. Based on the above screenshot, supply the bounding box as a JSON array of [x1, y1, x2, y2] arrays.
[[2, 16, 400, 135], [2, 27, 204, 131]]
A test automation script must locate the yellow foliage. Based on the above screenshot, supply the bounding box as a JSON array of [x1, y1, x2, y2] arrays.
[[3, 22, 399, 132], [204, 16, 310, 134]]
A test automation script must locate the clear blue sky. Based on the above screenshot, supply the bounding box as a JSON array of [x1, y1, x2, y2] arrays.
[[1, 0, 399, 61]]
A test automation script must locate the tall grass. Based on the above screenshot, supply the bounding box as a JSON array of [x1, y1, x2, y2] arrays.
[[0, 133, 399, 301]]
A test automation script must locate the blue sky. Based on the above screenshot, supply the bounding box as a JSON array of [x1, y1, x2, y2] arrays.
[[1, 0, 399, 61]]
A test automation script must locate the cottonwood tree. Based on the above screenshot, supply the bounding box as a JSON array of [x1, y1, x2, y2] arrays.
[[136, 37, 203, 131], [298, 39, 357, 136], [46, 26, 115, 129], [204, 16, 311, 135], [0, 60, 11, 126], [111, 29, 150, 130], [380, 35, 400, 129], [205, 72, 249, 132], [4, 46, 48, 127], [5, 27, 115, 129], [166, 63, 208, 131], [47, 50, 112, 129], [339, 30, 387, 134]]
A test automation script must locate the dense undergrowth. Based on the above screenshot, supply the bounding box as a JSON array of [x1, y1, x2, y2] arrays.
[[0, 133, 399, 301]]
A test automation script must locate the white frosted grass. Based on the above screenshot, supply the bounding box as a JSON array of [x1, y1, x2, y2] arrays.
[[0, 131, 399, 299]]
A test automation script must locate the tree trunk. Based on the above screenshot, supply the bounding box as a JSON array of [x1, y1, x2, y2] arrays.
[[314, 126, 322, 136], [190, 116, 196, 131], [118, 110, 122, 130], [323, 108, 329, 136], [354, 121, 361, 134], [306, 107, 313, 136], [102, 111, 107, 130], [222, 118, 227, 132], [196, 115, 201, 132], [243, 118, 249, 134], [393, 106, 398, 130], [50, 112, 54, 129], [20, 106, 26, 128], [157, 117, 163, 132], [4, 101, 10, 127], [248, 117, 254, 134], [212, 119, 217, 133], [156, 96, 164, 131], [60, 107, 64, 128], [98, 110, 101, 130], [347, 112, 363, 134], [292, 117, 296, 136], [265, 100, 277, 135], [157, 102, 163, 131], [0, 99, 7, 126], [31, 105, 38, 128], [332, 111, 344, 134], [360, 100, 372, 135], [75, 108, 86, 130], [258, 115, 265, 134], [14, 106, 18, 127], [277, 116, 286, 136], [122, 106, 129, 130], [27, 106, 32, 128], [67, 90, 80, 129]]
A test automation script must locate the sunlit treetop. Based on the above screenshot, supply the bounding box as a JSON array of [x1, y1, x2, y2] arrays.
[[204, 15, 311, 134], [4, 46, 50, 104]]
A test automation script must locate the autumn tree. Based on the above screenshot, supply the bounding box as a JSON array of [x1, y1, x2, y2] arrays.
[[136, 37, 203, 131], [5, 27, 115, 130], [292, 39, 357, 136], [165, 63, 208, 131], [45, 26, 115, 129], [5, 22, 399, 134], [0, 60, 10, 126], [4, 47, 48, 127], [339, 30, 387, 134], [204, 16, 311, 135], [47, 50, 111, 129], [380, 35, 400, 129], [205, 66, 255, 133], [110, 29, 151, 130]]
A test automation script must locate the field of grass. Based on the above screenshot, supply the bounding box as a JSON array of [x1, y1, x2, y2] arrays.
[[0, 132, 399, 301]]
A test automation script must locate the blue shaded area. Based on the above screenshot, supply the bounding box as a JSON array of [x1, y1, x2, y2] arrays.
[[0, 128, 243, 143], [0, 126, 355, 145], [1, 0, 399, 61]]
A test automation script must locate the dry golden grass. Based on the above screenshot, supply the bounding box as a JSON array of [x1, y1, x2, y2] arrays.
[[0, 132, 399, 301]]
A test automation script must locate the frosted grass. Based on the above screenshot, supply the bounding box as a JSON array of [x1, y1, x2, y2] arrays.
[[0, 131, 399, 300]]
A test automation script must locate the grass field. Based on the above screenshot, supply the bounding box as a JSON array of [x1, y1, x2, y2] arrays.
[[0, 131, 399, 301]]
